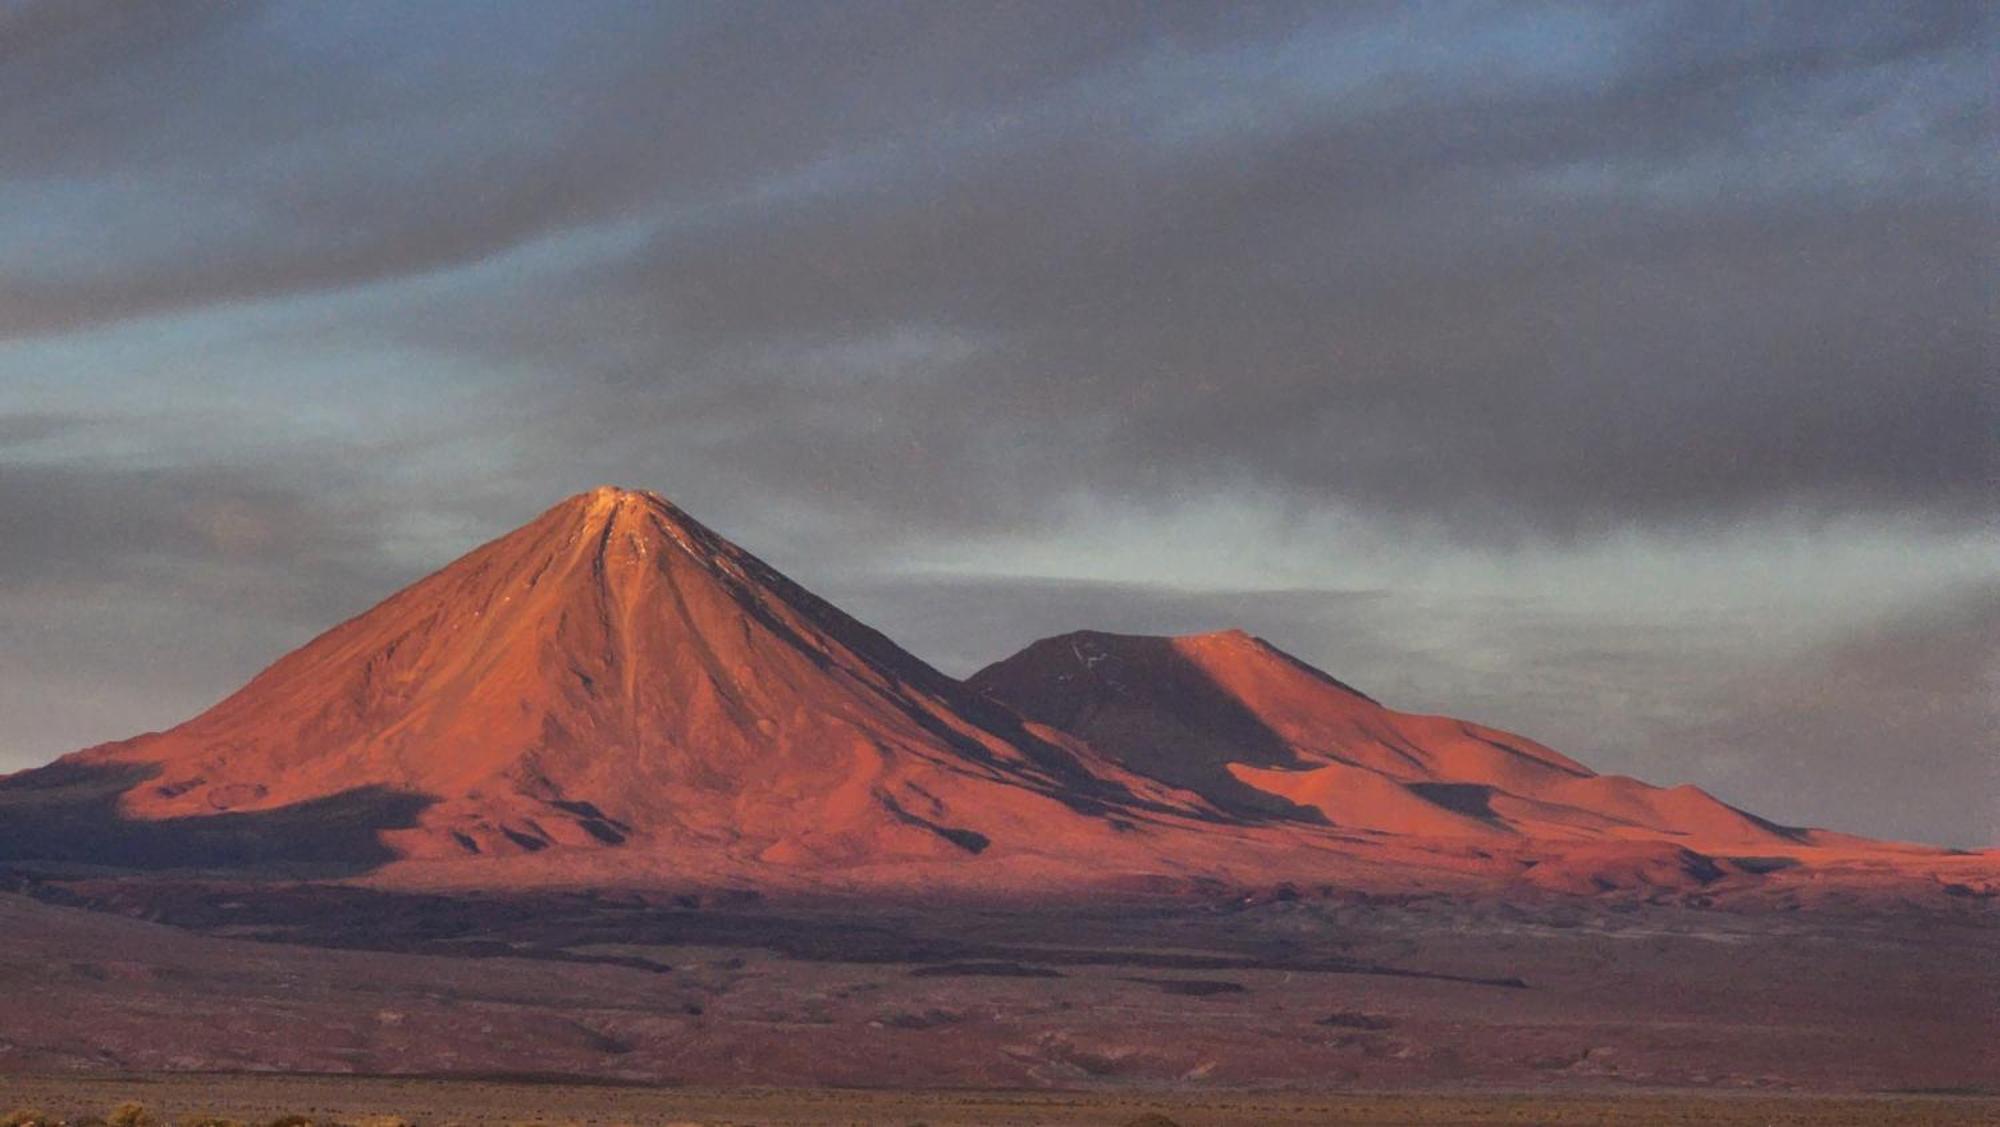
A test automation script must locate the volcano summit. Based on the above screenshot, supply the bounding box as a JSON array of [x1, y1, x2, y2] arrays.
[[0, 487, 1984, 900]]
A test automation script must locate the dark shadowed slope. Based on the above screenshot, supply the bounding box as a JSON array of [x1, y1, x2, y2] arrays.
[[2, 488, 1236, 886], [971, 629, 1818, 853], [2, 488, 1988, 898]]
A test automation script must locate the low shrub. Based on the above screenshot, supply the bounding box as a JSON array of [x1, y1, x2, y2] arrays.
[[1317, 1010, 1394, 1030]]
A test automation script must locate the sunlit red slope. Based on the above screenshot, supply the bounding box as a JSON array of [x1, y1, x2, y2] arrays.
[[968, 630, 1805, 851], [3, 487, 1983, 898], [34, 488, 1238, 885]]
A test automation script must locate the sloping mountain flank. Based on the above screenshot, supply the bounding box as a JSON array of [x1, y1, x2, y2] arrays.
[[1, 487, 1984, 899], [0, 488, 1242, 886], [968, 630, 1805, 851]]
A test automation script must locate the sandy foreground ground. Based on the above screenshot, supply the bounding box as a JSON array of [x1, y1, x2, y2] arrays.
[[6, 885, 1997, 1092], [2, 1073, 1998, 1127]]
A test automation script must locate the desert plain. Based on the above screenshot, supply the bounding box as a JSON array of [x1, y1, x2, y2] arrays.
[[2, 490, 1993, 1125], [2, 878, 1995, 1124]]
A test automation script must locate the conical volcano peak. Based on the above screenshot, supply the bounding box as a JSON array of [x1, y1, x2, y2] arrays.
[[558, 485, 702, 541], [582, 483, 649, 502], [532, 485, 757, 586], [570, 484, 645, 526], [566, 484, 706, 525], [3, 486, 1970, 897], [37, 486, 1198, 879]]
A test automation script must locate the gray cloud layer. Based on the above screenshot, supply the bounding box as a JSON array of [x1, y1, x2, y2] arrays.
[[1, 1, 1992, 843]]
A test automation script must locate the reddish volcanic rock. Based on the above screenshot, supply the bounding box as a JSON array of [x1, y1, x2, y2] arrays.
[[0, 487, 1987, 899], [8, 488, 1235, 886], [967, 629, 1801, 850]]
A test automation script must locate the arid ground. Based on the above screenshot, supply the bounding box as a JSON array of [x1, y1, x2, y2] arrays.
[[5, 1072, 1998, 1127], [4, 492, 1993, 1115], [4, 881, 1994, 1099]]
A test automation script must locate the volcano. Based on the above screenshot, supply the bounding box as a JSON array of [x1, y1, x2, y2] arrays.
[[0, 488, 1241, 887], [0, 487, 1979, 896], [968, 629, 1802, 849]]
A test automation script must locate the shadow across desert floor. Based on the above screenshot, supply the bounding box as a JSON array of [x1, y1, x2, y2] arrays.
[[0, 879, 1527, 987], [0, 882, 1993, 1092]]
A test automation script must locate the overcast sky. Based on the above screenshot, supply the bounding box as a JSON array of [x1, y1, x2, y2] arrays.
[[1, 1, 1993, 846]]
